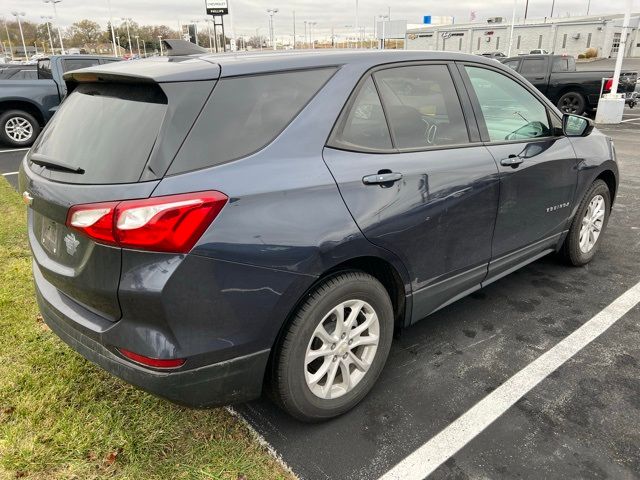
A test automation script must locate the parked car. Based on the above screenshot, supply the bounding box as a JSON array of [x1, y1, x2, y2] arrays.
[[20, 49, 618, 422], [480, 51, 506, 58], [501, 54, 637, 115], [0, 54, 120, 147], [530, 49, 550, 54]]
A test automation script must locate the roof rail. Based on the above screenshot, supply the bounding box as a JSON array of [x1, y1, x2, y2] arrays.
[[161, 39, 209, 56]]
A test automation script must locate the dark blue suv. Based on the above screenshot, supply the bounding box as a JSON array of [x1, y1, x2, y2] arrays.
[[20, 50, 618, 421]]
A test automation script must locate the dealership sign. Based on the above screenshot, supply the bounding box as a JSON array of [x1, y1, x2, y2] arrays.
[[205, 0, 228, 15]]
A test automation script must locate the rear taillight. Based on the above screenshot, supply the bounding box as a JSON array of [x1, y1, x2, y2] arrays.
[[66, 191, 228, 253], [118, 348, 186, 369], [604, 78, 613, 93]]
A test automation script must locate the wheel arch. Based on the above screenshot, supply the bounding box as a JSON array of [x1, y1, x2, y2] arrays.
[[595, 169, 617, 207], [0, 100, 46, 126]]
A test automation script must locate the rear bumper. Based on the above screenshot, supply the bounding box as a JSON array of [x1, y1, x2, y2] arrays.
[[35, 265, 270, 407]]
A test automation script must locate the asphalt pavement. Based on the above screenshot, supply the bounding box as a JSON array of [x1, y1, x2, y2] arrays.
[[1, 112, 639, 480]]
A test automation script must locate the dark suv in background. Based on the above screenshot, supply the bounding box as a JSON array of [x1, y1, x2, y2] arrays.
[[20, 50, 618, 421]]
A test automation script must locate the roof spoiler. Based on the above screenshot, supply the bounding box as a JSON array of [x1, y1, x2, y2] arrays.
[[161, 39, 209, 56]]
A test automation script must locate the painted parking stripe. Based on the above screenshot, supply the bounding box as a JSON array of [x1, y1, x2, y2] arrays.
[[1, 172, 18, 176], [620, 117, 640, 123], [0, 148, 29, 154], [379, 280, 640, 480]]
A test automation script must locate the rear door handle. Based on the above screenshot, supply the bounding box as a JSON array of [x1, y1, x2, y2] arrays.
[[363, 172, 403, 185], [500, 155, 524, 168]]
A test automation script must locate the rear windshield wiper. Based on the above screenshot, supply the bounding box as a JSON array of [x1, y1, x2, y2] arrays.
[[30, 153, 85, 174]]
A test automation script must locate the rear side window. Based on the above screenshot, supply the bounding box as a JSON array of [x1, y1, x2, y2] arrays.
[[169, 68, 336, 174], [38, 60, 52, 79], [552, 56, 575, 72], [30, 83, 167, 184], [63, 58, 101, 73], [330, 77, 392, 151], [374, 65, 469, 148], [503, 60, 519, 71]]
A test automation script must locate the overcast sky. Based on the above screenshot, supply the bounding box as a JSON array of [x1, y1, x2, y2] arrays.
[[4, 0, 633, 38]]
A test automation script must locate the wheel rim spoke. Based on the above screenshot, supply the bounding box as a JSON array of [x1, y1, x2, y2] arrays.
[[305, 298, 380, 400], [579, 194, 606, 253]]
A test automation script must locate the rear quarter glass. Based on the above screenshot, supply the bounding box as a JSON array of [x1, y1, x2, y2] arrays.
[[167, 67, 337, 175], [28, 83, 167, 184]]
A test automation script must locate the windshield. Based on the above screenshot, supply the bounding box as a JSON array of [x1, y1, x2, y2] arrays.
[[29, 83, 167, 184]]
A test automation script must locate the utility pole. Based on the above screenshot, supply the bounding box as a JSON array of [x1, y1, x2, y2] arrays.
[[587, 0, 591, 15], [106, 0, 118, 57], [304, 21, 308, 48], [121, 17, 132, 54], [41, 16, 54, 52], [44, 0, 65, 54], [309, 21, 317, 49], [550, 0, 556, 18], [3, 18, 13, 60], [11, 12, 27, 60], [267, 8, 279, 50], [524, 0, 529, 20]]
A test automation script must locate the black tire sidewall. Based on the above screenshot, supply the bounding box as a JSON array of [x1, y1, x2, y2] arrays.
[[0, 110, 40, 147], [277, 272, 394, 421], [564, 180, 610, 266]]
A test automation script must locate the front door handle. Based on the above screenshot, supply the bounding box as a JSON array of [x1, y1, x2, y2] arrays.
[[363, 172, 403, 185], [500, 155, 524, 168]]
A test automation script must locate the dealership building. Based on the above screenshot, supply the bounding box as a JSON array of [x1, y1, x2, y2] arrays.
[[405, 13, 640, 58]]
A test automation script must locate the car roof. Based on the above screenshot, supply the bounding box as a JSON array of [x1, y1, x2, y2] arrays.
[[64, 49, 504, 83]]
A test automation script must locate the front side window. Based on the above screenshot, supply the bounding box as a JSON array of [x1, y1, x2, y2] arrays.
[[520, 58, 544, 76], [330, 76, 392, 151], [465, 66, 551, 142], [374, 65, 469, 148], [503, 60, 519, 71]]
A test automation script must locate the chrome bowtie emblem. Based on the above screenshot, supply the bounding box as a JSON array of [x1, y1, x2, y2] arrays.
[[64, 233, 80, 256], [22, 191, 33, 206]]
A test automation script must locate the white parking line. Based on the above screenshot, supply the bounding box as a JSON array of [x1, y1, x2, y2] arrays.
[[379, 280, 640, 480], [2, 172, 18, 176], [621, 117, 640, 123], [0, 148, 29, 154]]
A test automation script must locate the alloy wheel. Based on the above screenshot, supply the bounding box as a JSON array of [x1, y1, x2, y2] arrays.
[[560, 95, 580, 114], [304, 299, 380, 400], [5, 116, 33, 143], [579, 194, 605, 253]]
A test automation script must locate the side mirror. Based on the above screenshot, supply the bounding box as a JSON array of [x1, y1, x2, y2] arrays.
[[562, 114, 594, 137]]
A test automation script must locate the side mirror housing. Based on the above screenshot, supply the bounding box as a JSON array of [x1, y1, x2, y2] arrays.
[[562, 113, 594, 137]]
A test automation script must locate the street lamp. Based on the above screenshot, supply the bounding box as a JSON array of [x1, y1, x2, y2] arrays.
[[377, 14, 389, 50], [134, 35, 141, 57], [11, 12, 27, 60], [121, 18, 132, 55], [2, 17, 14, 60], [267, 8, 279, 51], [158, 36, 163, 56], [41, 16, 54, 53], [43, 0, 65, 54], [308, 21, 317, 49]]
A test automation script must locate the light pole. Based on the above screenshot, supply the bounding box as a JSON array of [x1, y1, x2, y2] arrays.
[[309, 21, 317, 49], [355, 0, 359, 48], [378, 15, 388, 49], [304, 21, 308, 48], [206, 19, 213, 52], [158, 36, 163, 55], [141, 39, 146, 57], [44, 0, 65, 54], [134, 35, 141, 57], [121, 18, 132, 54], [2, 17, 13, 60], [507, 0, 517, 56], [11, 12, 27, 60], [41, 16, 54, 52], [105, 0, 118, 57], [267, 8, 278, 50], [293, 10, 296, 49], [256, 27, 264, 51]]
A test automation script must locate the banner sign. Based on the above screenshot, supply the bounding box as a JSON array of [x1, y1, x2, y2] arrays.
[[206, 0, 228, 15]]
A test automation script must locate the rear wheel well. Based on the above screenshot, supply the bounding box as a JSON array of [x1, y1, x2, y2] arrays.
[[263, 256, 407, 393], [0, 101, 45, 126], [596, 170, 616, 206]]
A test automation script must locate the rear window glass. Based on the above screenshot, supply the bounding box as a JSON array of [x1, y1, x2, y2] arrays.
[[63, 58, 101, 72], [30, 83, 167, 184], [168, 68, 336, 175]]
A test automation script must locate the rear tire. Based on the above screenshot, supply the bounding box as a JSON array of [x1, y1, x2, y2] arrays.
[[557, 92, 586, 116], [0, 110, 40, 147], [272, 272, 394, 422], [560, 179, 610, 266]]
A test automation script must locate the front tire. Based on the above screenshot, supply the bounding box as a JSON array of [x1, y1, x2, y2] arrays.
[[560, 179, 610, 266], [557, 92, 586, 116], [272, 272, 394, 422], [0, 110, 40, 147]]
